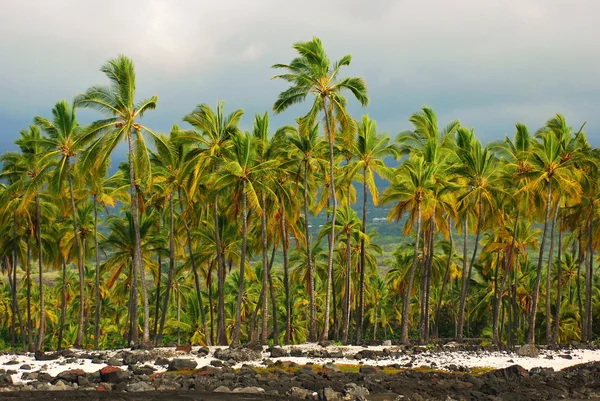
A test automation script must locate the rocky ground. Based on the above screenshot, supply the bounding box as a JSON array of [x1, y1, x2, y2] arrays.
[[1, 342, 600, 400]]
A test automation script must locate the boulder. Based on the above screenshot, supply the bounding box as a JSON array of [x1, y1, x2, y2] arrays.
[[289, 386, 318, 399], [321, 387, 342, 401], [269, 346, 290, 358], [55, 369, 86, 383], [167, 359, 198, 371], [34, 350, 59, 361], [322, 362, 340, 372], [196, 346, 210, 356], [0, 373, 13, 387], [4, 360, 19, 365], [126, 381, 155, 392], [232, 386, 265, 394], [99, 365, 131, 383], [359, 365, 380, 375], [214, 347, 261, 362], [20, 364, 31, 370], [107, 357, 123, 366], [154, 357, 170, 367], [517, 344, 539, 358], [485, 365, 529, 380], [213, 385, 231, 392], [344, 383, 370, 398], [175, 344, 192, 353]]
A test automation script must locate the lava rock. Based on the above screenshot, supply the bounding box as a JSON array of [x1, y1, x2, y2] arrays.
[[175, 344, 192, 353], [268, 346, 290, 358], [167, 359, 198, 371], [232, 386, 265, 394], [214, 347, 261, 362], [359, 365, 380, 375], [55, 369, 86, 383], [107, 357, 123, 366], [126, 381, 155, 392], [517, 344, 539, 358], [20, 364, 31, 370], [99, 365, 131, 383], [0, 374, 13, 387]]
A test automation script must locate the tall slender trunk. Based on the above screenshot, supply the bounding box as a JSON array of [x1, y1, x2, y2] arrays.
[[208, 261, 215, 345], [178, 188, 210, 345], [214, 199, 227, 346], [153, 250, 162, 340], [585, 209, 594, 342], [58, 257, 67, 351], [231, 181, 248, 346], [260, 192, 270, 345], [576, 235, 584, 340], [26, 237, 32, 351], [66, 158, 85, 349], [527, 181, 553, 344], [357, 167, 368, 343], [458, 192, 483, 340], [302, 162, 316, 341], [553, 214, 564, 345], [127, 134, 141, 345], [458, 217, 468, 339], [281, 209, 291, 345], [156, 194, 175, 346], [545, 205, 559, 344], [342, 227, 352, 344], [268, 245, 279, 345], [434, 219, 454, 339], [35, 194, 45, 351], [422, 216, 435, 343], [176, 287, 181, 345], [401, 199, 422, 344], [320, 97, 336, 342], [93, 195, 101, 349], [494, 209, 519, 346]]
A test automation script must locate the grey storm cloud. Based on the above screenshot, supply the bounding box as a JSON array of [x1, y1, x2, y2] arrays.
[[1, 0, 599, 156]]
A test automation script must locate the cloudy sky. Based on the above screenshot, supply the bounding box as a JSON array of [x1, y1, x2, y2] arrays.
[[1, 0, 599, 158]]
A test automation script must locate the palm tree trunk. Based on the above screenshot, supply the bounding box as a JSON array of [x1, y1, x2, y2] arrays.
[[495, 209, 519, 346], [553, 214, 564, 345], [281, 209, 291, 345], [401, 199, 422, 344], [268, 245, 279, 346], [585, 209, 593, 342], [260, 192, 269, 345], [423, 216, 435, 343], [434, 219, 454, 339], [576, 234, 584, 340], [342, 229, 352, 344], [93, 195, 101, 350], [208, 261, 215, 345], [153, 211, 162, 341], [35, 194, 45, 351], [11, 213, 26, 350], [126, 134, 141, 345], [457, 217, 468, 339], [321, 97, 337, 342], [303, 162, 316, 341], [156, 194, 175, 346], [58, 257, 67, 351], [527, 180, 553, 344], [178, 189, 210, 345], [66, 158, 86, 349], [545, 205, 559, 344], [231, 181, 248, 346], [26, 237, 33, 351], [458, 192, 483, 340], [357, 167, 368, 343], [213, 199, 228, 346]]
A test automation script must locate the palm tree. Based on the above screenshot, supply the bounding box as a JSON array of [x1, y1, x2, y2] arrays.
[[180, 102, 243, 346], [213, 131, 278, 345], [353, 114, 397, 342], [453, 127, 504, 341], [272, 37, 368, 340], [33, 100, 93, 347], [381, 156, 436, 344], [288, 121, 327, 340], [521, 115, 582, 344], [75, 55, 165, 346]]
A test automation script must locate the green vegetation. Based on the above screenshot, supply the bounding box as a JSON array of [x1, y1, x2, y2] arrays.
[[0, 37, 599, 351]]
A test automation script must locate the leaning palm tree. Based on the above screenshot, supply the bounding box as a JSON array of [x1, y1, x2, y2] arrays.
[[272, 37, 369, 341], [34, 100, 92, 348], [75, 55, 166, 346]]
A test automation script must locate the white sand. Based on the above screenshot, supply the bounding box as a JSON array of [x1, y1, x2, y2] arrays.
[[2, 344, 600, 384]]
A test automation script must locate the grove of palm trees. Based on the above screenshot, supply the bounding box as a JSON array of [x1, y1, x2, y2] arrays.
[[1, 37, 599, 352]]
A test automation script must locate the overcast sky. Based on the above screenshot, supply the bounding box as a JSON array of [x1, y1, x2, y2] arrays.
[[1, 0, 599, 159]]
